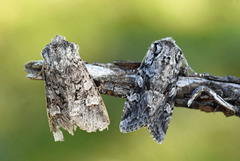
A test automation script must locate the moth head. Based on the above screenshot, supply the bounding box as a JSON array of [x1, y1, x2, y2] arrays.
[[156, 38, 183, 65], [41, 35, 80, 65]]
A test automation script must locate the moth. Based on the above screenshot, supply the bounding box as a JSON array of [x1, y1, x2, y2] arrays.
[[120, 37, 192, 143], [41, 35, 110, 141]]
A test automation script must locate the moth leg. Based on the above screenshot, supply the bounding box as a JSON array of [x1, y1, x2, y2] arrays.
[[181, 57, 209, 78], [187, 86, 237, 113], [33, 64, 44, 79]]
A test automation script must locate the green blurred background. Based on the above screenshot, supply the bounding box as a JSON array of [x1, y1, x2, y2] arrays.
[[1, 0, 240, 161]]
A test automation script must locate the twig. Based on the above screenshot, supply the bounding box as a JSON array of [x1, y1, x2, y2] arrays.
[[25, 60, 240, 117]]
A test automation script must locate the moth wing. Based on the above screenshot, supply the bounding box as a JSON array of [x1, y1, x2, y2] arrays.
[[44, 72, 76, 142], [120, 45, 159, 132], [120, 89, 150, 133], [120, 60, 153, 132], [69, 60, 110, 132], [147, 90, 176, 143]]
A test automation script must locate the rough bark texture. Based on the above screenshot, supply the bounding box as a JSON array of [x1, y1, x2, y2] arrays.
[[25, 59, 240, 118]]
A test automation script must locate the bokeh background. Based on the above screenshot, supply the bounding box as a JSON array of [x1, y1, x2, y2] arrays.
[[1, 0, 240, 161]]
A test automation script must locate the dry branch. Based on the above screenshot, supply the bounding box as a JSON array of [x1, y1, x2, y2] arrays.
[[25, 60, 240, 117]]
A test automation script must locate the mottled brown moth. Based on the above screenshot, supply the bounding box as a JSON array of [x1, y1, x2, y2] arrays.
[[41, 35, 110, 141]]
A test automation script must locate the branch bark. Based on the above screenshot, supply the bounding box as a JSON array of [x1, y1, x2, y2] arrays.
[[25, 60, 240, 117]]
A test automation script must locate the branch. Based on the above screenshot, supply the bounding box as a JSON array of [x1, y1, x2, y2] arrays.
[[25, 60, 240, 117]]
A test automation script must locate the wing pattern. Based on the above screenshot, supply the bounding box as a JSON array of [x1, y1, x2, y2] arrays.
[[42, 35, 109, 141], [120, 38, 185, 143]]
